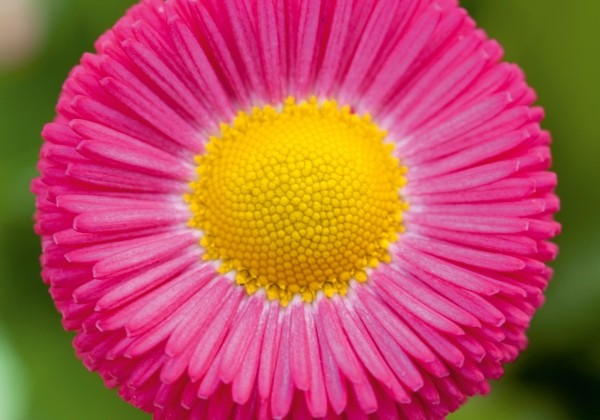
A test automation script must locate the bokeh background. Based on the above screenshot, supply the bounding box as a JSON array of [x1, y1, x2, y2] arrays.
[[0, 0, 598, 419]]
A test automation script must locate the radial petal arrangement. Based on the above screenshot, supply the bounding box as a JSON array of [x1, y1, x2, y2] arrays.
[[33, 0, 559, 419]]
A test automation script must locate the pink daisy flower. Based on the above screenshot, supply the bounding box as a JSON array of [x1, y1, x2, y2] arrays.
[[33, 0, 560, 418]]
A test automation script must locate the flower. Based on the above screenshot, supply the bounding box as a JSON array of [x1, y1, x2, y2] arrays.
[[33, 0, 560, 418]]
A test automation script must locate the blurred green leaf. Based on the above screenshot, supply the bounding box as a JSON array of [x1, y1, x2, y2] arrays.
[[450, 380, 570, 420], [0, 326, 28, 420]]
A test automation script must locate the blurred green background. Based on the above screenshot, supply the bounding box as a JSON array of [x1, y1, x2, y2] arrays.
[[0, 0, 598, 419]]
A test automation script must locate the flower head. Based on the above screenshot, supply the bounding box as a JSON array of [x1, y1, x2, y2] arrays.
[[33, 0, 559, 418]]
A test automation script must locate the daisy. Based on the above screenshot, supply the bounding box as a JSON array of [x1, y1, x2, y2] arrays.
[[33, 0, 560, 418]]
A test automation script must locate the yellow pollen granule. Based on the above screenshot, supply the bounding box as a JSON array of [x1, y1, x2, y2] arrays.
[[186, 97, 407, 306]]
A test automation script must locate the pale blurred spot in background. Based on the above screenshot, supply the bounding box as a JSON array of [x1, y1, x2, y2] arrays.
[[0, 0, 45, 70]]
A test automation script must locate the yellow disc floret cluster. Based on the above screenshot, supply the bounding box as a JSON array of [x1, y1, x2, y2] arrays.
[[186, 97, 407, 306]]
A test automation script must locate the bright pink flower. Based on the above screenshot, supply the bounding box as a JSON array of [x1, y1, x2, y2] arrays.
[[33, 0, 559, 418]]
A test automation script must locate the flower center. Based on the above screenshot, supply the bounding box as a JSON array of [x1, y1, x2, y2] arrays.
[[187, 97, 407, 306]]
